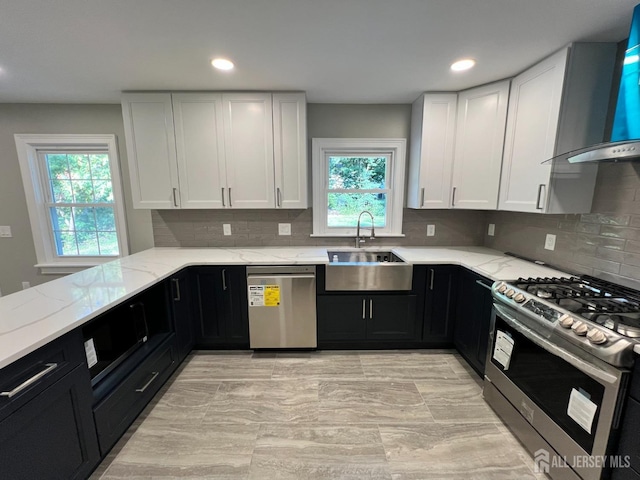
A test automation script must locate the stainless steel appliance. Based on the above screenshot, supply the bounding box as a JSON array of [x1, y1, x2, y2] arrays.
[[485, 276, 640, 480], [246, 266, 316, 349]]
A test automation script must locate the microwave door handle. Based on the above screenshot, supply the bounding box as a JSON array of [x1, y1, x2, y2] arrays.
[[493, 303, 619, 385], [130, 302, 149, 342]]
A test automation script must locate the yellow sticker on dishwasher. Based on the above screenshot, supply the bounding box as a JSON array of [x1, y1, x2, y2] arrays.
[[264, 285, 280, 306]]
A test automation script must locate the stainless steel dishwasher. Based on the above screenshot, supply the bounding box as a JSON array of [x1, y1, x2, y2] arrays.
[[246, 266, 316, 349]]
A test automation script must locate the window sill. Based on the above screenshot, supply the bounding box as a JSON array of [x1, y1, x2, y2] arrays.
[[35, 262, 109, 275]]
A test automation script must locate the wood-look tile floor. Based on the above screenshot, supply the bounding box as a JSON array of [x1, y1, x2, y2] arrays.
[[90, 350, 548, 480]]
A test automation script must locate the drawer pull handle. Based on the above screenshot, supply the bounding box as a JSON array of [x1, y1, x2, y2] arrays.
[[135, 371, 160, 393], [475, 279, 492, 290], [1, 363, 58, 398]]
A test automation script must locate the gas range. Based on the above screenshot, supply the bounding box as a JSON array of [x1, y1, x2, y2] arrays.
[[492, 276, 640, 368]]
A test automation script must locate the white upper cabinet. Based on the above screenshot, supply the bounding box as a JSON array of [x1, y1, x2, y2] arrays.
[[272, 93, 308, 209], [451, 80, 510, 210], [121, 93, 180, 209], [222, 93, 275, 209], [122, 92, 308, 209], [499, 43, 616, 213], [407, 94, 457, 209], [172, 93, 226, 209]]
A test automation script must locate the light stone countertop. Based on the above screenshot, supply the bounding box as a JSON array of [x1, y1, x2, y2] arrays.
[[0, 246, 569, 369]]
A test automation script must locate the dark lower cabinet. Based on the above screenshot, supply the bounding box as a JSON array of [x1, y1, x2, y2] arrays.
[[612, 358, 640, 479], [318, 294, 418, 345], [422, 265, 459, 345], [191, 266, 249, 348], [169, 269, 193, 362], [0, 364, 100, 480], [453, 269, 494, 376], [93, 336, 176, 455]]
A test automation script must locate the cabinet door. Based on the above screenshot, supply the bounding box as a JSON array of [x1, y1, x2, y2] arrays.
[[423, 266, 459, 344], [451, 81, 509, 210], [273, 93, 308, 209], [407, 94, 457, 209], [172, 93, 227, 209], [454, 270, 494, 375], [222, 93, 275, 208], [317, 295, 367, 342], [192, 267, 249, 347], [366, 295, 418, 340], [498, 48, 568, 213], [0, 366, 100, 480], [169, 270, 193, 361], [121, 93, 180, 209]]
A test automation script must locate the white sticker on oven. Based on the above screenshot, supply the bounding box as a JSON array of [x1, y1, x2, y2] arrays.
[[567, 388, 598, 434], [493, 330, 514, 370], [84, 338, 98, 369], [248, 285, 264, 307]]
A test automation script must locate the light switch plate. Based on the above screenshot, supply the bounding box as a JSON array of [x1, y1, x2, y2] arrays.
[[0, 226, 12, 238], [278, 223, 291, 236], [488, 224, 495, 236], [545, 233, 556, 251], [427, 224, 435, 237], [223, 224, 232, 236]]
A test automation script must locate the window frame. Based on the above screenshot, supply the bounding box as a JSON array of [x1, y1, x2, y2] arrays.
[[311, 138, 406, 237], [15, 134, 129, 274]]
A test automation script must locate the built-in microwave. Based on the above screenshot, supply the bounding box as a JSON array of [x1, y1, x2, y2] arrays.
[[81, 282, 172, 387]]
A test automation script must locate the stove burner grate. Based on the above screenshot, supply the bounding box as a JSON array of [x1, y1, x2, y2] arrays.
[[511, 275, 640, 336]]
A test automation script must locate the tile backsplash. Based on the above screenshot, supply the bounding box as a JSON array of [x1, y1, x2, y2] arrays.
[[152, 208, 487, 248], [151, 163, 640, 286], [484, 162, 640, 288]]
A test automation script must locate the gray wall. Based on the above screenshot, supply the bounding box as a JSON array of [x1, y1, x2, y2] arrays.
[[152, 104, 487, 249], [484, 162, 640, 288], [0, 104, 153, 295]]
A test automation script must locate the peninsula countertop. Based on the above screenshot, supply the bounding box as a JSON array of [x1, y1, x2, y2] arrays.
[[0, 246, 568, 369]]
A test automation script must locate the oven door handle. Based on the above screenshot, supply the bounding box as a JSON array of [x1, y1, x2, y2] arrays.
[[493, 303, 619, 385]]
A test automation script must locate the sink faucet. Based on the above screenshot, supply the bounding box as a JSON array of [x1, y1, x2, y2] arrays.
[[355, 211, 375, 248]]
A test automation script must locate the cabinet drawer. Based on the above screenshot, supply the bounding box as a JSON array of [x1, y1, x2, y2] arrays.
[[0, 330, 85, 421], [93, 337, 176, 455]]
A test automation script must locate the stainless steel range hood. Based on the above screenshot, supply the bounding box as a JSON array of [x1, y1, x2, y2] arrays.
[[557, 4, 640, 164]]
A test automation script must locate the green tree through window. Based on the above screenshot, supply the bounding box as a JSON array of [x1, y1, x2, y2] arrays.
[[43, 152, 119, 256], [327, 156, 388, 228]]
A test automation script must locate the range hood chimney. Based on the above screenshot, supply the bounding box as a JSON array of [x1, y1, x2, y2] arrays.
[[562, 3, 640, 163]]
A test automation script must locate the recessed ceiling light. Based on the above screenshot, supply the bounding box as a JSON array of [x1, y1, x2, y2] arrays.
[[450, 58, 476, 72], [211, 58, 234, 71]]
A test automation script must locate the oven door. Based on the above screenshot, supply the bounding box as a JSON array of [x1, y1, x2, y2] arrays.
[[485, 302, 627, 480]]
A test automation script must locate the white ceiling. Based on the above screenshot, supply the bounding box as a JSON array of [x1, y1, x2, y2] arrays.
[[0, 0, 638, 104]]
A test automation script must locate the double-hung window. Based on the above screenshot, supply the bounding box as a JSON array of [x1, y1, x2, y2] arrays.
[[312, 138, 406, 236], [15, 134, 128, 274]]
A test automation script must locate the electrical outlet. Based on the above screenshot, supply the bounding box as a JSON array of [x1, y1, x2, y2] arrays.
[[427, 224, 436, 237], [0, 226, 12, 238], [488, 224, 495, 236], [545, 233, 556, 251], [223, 224, 232, 236], [278, 223, 291, 236], [22, 281, 30, 290]]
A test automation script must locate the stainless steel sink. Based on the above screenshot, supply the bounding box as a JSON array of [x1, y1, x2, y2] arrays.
[[327, 250, 403, 264], [325, 250, 412, 291]]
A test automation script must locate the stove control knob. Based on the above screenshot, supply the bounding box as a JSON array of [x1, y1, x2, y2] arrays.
[[506, 289, 516, 299], [514, 293, 526, 303], [497, 283, 508, 294], [559, 314, 574, 328], [571, 321, 588, 336], [587, 328, 607, 345]]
